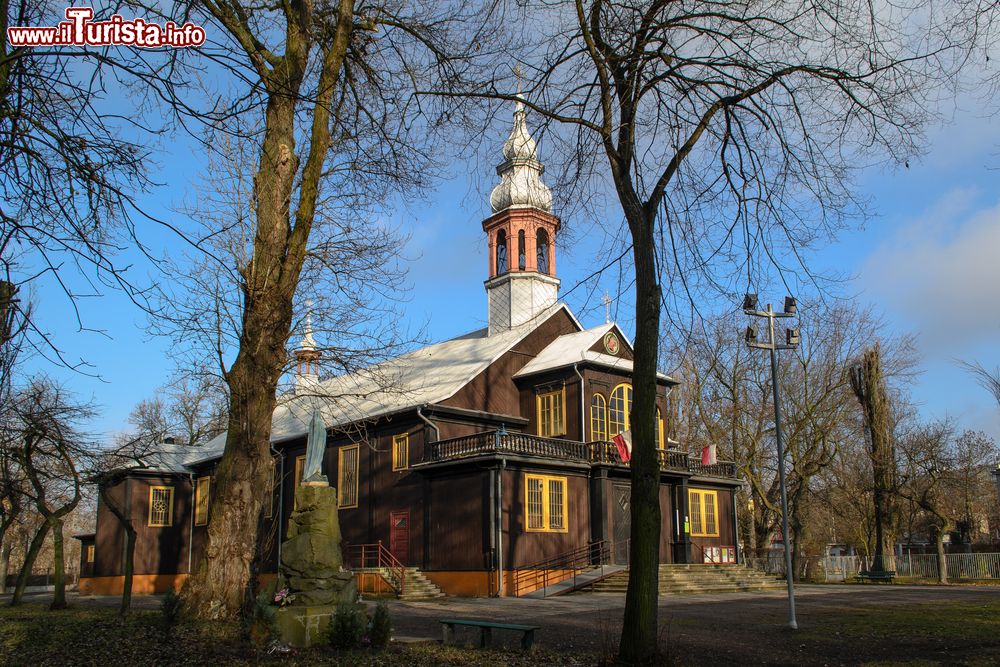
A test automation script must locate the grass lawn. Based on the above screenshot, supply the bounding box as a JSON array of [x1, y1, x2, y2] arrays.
[[1, 595, 999, 665], [0, 603, 588, 666]]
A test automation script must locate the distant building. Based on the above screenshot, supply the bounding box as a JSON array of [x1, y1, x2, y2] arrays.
[[77, 101, 740, 597]]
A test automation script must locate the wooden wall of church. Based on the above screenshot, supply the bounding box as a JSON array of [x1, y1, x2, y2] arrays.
[[95, 475, 194, 577], [502, 466, 591, 567], [441, 308, 578, 417]]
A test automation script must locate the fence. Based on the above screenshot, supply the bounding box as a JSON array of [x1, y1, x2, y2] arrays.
[[747, 552, 1000, 582]]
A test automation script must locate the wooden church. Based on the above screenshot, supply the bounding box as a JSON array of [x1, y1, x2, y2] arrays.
[[77, 101, 741, 598]]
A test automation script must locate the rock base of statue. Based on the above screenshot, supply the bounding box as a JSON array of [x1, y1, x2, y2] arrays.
[[276, 484, 357, 647]]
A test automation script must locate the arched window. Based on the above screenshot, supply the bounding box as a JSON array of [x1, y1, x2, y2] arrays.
[[518, 230, 526, 270], [496, 230, 508, 274], [609, 383, 632, 436], [590, 393, 608, 441], [536, 229, 549, 274]]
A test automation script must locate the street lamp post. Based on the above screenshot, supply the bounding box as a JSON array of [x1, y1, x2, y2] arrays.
[[743, 294, 799, 631]]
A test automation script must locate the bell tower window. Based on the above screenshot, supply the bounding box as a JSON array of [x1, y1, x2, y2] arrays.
[[496, 230, 508, 275], [518, 230, 526, 271], [537, 229, 549, 274]]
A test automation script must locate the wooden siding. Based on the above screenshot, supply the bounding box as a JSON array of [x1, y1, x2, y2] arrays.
[[503, 466, 590, 568], [441, 308, 578, 416]]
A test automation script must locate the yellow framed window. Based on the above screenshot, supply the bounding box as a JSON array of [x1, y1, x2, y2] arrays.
[[86, 544, 95, 563], [338, 445, 359, 508], [609, 383, 632, 435], [655, 407, 665, 450], [689, 489, 720, 537], [536, 388, 566, 437], [590, 393, 608, 441], [525, 474, 568, 532], [392, 433, 409, 471], [148, 486, 174, 527], [194, 476, 211, 526], [294, 455, 305, 486]]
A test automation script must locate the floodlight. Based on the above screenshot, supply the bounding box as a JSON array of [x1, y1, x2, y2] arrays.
[[783, 296, 797, 315], [745, 326, 757, 344], [743, 293, 758, 311], [786, 328, 800, 346]]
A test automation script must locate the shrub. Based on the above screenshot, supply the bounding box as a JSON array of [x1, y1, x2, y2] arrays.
[[369, 601, 391, 649], [160, 590, 183, 630], [243, 592, 278, 650], [328, 603, 366, 649]]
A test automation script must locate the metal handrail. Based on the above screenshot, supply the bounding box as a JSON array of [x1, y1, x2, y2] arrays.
[[346, 541, 406, 596], [511, 539, 629, 597]]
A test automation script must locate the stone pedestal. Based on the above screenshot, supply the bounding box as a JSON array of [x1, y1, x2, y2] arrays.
[[277, 484, 357, 647], [275, 604, 336, 648]]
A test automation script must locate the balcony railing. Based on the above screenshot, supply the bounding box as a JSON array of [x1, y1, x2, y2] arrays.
[[689, 460, 738, 478], [421, 430, 736, 479]]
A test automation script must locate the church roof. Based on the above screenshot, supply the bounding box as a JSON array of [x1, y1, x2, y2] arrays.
[[180, 302, 581, 469], [513, 322, 677, 383]]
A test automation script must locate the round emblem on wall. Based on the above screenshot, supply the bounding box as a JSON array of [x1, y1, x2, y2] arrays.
[[603, 331, 620, 355]]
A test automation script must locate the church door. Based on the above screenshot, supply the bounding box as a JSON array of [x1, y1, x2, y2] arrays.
[[612, 484, 631, 565], [389, 511, 409, 564]]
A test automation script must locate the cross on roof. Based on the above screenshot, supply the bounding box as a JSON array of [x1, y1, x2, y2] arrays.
[[602, 291, 612, 324]]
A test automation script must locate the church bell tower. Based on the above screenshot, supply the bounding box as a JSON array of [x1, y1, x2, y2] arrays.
[[484, 98, 561, 335]]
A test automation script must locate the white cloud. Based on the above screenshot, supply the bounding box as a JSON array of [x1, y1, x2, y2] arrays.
[[861, 189, 1000, 349]]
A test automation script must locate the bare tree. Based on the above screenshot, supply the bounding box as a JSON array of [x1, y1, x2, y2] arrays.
[[4, 379, 95, 607], [462, 0, 966, 656], [960, 361, 1000, 409], [120, 0, 493, 620], [850, 344, 898, 573], [673, 304, 914, 578], [0, 3, 159, 371], [898, 420, 954, 583]]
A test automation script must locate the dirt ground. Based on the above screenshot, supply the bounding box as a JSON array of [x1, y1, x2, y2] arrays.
[[384, 584, 1000, 665], [11, 584, 999, 665]]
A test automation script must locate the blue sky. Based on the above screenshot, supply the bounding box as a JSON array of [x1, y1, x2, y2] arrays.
[[19, 71, 1000, 446]]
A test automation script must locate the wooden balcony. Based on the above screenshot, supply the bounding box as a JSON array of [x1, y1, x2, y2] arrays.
[[421, 430, 737, 479]]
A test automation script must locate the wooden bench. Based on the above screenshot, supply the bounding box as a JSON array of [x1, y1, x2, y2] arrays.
[[855, 570, 896, 584], [439, 618, 540, 650]]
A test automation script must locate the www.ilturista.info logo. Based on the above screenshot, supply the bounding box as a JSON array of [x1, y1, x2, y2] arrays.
[[8, 7, 206, 48]]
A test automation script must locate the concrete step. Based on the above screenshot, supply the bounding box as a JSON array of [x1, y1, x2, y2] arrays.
[[399, 568, 446, 600], [585, 565, 784, 595]]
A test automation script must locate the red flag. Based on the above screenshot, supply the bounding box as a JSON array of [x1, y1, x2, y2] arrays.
[[612, 430, 633, 462], [701, 444, 717, 465]]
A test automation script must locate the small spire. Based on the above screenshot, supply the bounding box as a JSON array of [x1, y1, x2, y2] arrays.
[[602, 291, 613, 324], [294, 300, 320, 394], [299, 300, 317, 352]]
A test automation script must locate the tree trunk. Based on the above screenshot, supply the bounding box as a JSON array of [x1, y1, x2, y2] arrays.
[[178, 69, 305, 618], [618, 209, 662, 665], [0, 542, 10, 594], [121, 522, 136, 616], [789, 499, 804, 583], [934, 520, 949, 584], [50, 517, 67, 609], [99, 484, 137, 616], [11, 522, 48, 606], [850, 345, 896, 574]]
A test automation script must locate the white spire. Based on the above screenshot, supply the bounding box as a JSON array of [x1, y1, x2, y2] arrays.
[[295, 300, 319, 394], [489, 96, 553, 213], [299, 301, 317, 352]]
